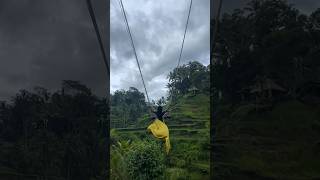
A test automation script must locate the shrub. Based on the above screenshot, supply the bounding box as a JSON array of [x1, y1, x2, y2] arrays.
[[110, 129, 119, 144], [110, 140, 132, 180], [173, 142, 200, 169], [125, 140, 165, 180], [164, 168, 188, 180], [136, 114, 150, 126], [112, 131, 138, 143], [111, 148, 128, 180]]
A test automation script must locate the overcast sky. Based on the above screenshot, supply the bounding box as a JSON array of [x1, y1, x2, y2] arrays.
[[110, 0, 210, 101], [0, 0, 318, 102], [0, 0, 108, 101]]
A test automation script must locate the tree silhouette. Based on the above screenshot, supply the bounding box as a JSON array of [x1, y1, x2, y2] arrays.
[[0, 81, 108, 179]]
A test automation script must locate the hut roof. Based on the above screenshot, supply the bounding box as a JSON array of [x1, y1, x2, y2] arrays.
[[250, 78, 286, 93], [189, 86, 199, 91]]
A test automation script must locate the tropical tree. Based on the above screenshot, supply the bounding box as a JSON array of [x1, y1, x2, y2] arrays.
[[167, 61, 210, 98]]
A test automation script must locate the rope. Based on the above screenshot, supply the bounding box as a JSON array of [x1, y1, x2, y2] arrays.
[[86, 0, 110, 74], [177, 0, 193, 68], [117, 0, 151, 106]]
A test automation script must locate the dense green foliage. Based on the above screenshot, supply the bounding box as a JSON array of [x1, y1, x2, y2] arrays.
[[0, 80, 108, 179], [126, 140, 165, 180], [110, 87, 147, 128], [213, 0, 320, 103], [110, 140, 131, 180], [168, 61, 210, 99], [212, 0, 320, 179]]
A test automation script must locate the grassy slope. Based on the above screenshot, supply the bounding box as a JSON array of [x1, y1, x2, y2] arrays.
[[113, 93, 210, 179], [215, 100, 320, 180], [168, 93, 210, 179]]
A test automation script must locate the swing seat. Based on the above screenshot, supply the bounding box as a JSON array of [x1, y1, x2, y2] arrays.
[[147, 119, 171, 154]]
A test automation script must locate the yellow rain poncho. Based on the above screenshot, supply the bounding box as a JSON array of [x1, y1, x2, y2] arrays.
[[147, 119, 171, 154]]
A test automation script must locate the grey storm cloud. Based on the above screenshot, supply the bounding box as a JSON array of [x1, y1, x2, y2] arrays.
[[110, 0, 210, 101], [0, 0, 108, 101], [2, 0, 315, 102]]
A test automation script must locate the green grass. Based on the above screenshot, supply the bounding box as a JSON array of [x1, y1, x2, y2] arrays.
[[215, 100, 320, 179]]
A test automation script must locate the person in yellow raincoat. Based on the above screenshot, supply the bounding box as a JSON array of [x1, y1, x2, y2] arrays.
[[147, 106, 171, 154]]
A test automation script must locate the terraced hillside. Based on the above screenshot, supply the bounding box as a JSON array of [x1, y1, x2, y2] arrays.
[[113, 93, 210, 179], [214, 100, 320, 179]]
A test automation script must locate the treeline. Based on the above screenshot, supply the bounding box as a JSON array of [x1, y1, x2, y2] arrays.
[[110, 87, 147, 128], [167, 61, 210, 99], [110, 61, 210, 128], [213, 0, 320, 105], [0, 80, 108, 179]]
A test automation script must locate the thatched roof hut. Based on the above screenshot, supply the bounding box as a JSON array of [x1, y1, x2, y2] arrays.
[[250, 78, 286, 94], [188, 86, 199, 95]]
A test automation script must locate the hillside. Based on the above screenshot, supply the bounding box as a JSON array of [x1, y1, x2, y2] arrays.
[[111, 93, 210, 179], [214, 100, 320, 179]]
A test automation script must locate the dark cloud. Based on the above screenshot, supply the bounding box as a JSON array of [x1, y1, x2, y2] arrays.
[[289, 0, 320, 14], [0, 0, 108, 101], [111, 0, 210, 100], [219, 0, 319, 14], [1, 0, 316, 101]]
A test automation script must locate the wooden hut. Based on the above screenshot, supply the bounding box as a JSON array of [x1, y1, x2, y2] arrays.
[[188, 86, 199, 96]]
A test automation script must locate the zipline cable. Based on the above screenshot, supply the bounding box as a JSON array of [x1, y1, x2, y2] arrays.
[[177, 0, 193, 68], [117, 0, 151, 106], [116, 0, 193, 113], [86, 0, 110, 74], [167, 0, 193, 112]]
